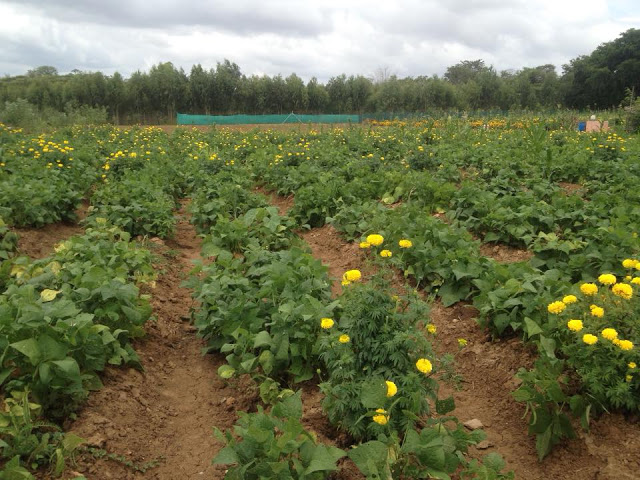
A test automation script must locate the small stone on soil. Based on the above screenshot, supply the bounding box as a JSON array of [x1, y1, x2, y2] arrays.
[[464, 418, 484, 430], [476, 440, 493, 450]]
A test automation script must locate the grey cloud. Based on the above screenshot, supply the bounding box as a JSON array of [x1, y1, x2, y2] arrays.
[[2, 0, 332, 37]]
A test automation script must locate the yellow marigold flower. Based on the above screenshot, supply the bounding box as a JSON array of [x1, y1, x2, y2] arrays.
[[380, 249, 392, 258], [628, 362, 637, 369], [582, 334, 598, 345], [580, 283, 598, 295], [601, 328, 618, 340], [426, 324, 437, 334], [343, 269, 362, 282], [416, 358, 433, 374], [341, 280, 351, 286], [590, 305, 604, 317], [338, 334, 350, 344], [457, 338, 468, 347], [622, 259, 638, 269], [320, 318, 334, 329], [613, 338, 621, 346], [618, 340, 634, 351], [366, 234, 384, 246], [40, 289, 60, 302], [372, 408, 388, 425], [567, 319, 583, 332], [385, 381, 397, 397], [547, 301, 566, 314], [612, 283, 633, 300], [626, 374, 633, 382], [398, 239, 413, 248], [598, 273, 617, 285], [562, 295, 577, 304], [359, 241, 371, 249], [632, 278, 640, 285]]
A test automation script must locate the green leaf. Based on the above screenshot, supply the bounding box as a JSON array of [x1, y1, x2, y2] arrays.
[[524, 317, 543, 337], [347, 440, 387, 476], [435, 396, 456, 415], [304, 445, 346, 474], [213, 446, 240, 465], [218, 365, 236, 379], [62, 433, 85, 452], [52, 358, 81, 378], [360, 379, 387, 409], [253, 331, 272, 349], [10, 338, 41, 365], [483, 452, 506, 472], [535, 425, 553, 461], [539, 336, 557, 358], [38, 334, 67, 361], [272, 391, 303, 420]]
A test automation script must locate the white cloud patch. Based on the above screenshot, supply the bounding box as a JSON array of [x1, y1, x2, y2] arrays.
[[0, 0, 638, 80]]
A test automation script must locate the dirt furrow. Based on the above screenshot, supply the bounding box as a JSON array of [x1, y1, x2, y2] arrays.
[[68, 201, 257, 479]]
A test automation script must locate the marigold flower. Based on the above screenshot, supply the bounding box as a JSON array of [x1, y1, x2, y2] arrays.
[[457, 338, 468, 347], [338, 334, 350, 344], [359, 241, 371, 249], [366, 234, 384, 246], [380, 249, 392, 258], [40, 289, 60, 302], [613, 338, 621, 346], [562, 295, 577, 304], [343, 269, 362, 282], [320, 318, 334, 329], [372, 408, 388, 425], [341, 280, 351, 286], [398, 239, 413, 248], [416, 358, 433, 374], [626, 374, 633, 382], [582, 334, 598, 345], [567, 319, 583, 332], [590, 305, 604, 317], [601, 328, 618, 340], [580, 283, 598, 295], [622, 259, 638, 269], [612, 283, 633, 300], [547, 301, 566, 314], [426, 324, 437, 334], [598, 273, 617, 285], [618, 340, 634, 351], [385, 381, 397, 397], [632, 278, 640, 285], [628, 362, 637, 369]]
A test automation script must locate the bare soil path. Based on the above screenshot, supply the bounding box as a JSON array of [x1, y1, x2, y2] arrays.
[[68, 201, 257, 479]]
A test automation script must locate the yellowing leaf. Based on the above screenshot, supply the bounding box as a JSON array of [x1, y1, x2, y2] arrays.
[[40, 289, 60, 302]]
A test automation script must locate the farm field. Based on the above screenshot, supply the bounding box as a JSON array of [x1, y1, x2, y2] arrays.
[[1, 117, 640, 479]]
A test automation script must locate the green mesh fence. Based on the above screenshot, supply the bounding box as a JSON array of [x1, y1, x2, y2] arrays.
[[177, 113, 361, 125]]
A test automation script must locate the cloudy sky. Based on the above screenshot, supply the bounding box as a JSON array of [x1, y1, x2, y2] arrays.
[[0, 0, 638, 81]]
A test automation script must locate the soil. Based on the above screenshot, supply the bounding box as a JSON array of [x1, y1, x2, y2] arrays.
[[300, 224, 368, 297], [13, 201, 88, 258], [558, 182, 585, 196], [253, 185, 295, 216], [479, 243, 534, 263], [66, 202, 259, 479]]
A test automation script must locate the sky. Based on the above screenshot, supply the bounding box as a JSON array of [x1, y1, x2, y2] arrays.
[[0, 0, 638, 82]]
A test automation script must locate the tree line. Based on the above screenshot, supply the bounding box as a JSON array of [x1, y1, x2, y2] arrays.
[[1, 28, 638, 124]]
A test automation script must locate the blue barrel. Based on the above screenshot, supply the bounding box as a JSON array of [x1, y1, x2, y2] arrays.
[[578, 122, 586, 131]]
